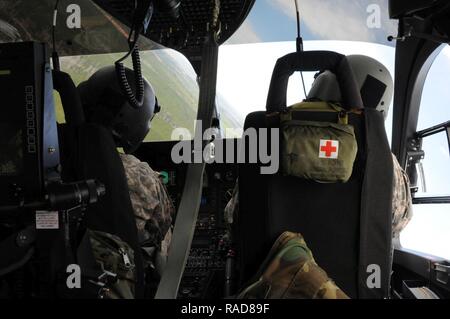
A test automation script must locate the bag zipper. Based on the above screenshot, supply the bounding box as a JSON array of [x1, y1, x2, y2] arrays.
[[118, 247, 132, 269]]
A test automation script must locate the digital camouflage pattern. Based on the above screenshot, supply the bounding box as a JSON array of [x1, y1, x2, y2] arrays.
[[391, 154, 413, 237], [237, 232, 349, 299], [88, 229, 136, 299], [120, 154, 174, 249]]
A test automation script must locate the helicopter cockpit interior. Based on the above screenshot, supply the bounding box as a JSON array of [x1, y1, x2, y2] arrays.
[[0, 0, 449, 304]]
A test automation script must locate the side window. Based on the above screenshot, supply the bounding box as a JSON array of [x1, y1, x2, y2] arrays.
[[400, 46, 450, 260], [414, 132, 450, 197], [54, 92, 65, 124]]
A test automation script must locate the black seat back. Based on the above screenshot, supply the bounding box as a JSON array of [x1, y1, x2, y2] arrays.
[[236, 52, 393, 299], [55, 70, 145, 298]]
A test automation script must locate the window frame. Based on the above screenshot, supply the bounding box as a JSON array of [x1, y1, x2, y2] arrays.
[[408, 111, 450, 204]]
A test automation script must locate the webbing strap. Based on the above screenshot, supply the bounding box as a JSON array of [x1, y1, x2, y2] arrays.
[[269, 102, 363, 127], [358, 109, 394, 298], [0, 226, 35, 276], [155, 35, 219, 299]]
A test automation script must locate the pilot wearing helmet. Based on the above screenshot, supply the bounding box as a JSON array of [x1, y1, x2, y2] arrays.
[[78, 66, 174, 292]]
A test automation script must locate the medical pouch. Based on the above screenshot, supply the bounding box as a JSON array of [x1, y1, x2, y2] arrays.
[[279, 102, 358, 183]]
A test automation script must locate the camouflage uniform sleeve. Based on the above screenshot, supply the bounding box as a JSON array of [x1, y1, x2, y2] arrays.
[[120, 154, 174, 249], [391, 154, 413, 238]]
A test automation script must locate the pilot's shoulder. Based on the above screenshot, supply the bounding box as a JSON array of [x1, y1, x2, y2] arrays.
[[120, 153, 165, 192], [120, 153, 155, 174]]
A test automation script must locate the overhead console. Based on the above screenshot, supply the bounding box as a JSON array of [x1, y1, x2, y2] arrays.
[[388, 0, 450, 41], [1, 0, 255, 63], [92, 0, 255, 60], [389, 0, 442, 19]]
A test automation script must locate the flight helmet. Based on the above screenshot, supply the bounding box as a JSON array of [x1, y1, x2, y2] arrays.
[[78, 66, 160, 153], [308, 55, 394, 118]]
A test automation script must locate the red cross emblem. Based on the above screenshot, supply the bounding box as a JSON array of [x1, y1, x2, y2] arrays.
[[319, 140, 339, 159]]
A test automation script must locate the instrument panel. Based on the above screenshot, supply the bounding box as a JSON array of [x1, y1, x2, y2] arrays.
[[135, 140, 238, 299]]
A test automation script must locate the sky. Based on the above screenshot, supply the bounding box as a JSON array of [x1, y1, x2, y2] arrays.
[[226, 0, 397, 46], [216, 0, 450, 260]]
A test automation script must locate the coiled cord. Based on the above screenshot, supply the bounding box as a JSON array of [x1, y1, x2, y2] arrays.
[[114, 0, 152, 109], [115, 44, 145, 109]]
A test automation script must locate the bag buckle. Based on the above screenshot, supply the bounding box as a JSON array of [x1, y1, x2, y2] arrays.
[[88, 269, 117, 287], [338, 111, 349, 125]]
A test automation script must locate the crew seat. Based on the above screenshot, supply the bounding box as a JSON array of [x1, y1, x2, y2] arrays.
[[54, 70, 145, 298], [235, 51, 394, 299]]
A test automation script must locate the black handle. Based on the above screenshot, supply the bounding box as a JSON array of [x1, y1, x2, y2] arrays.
[[52, 70, 85, 126], [266, 51, 364, 112]]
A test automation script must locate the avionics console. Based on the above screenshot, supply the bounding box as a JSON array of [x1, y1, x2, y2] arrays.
[[0, 42, 106, 298], [0, 42, 60, 208], [0, 42, 104, 216], [135, 140, 239, 298]]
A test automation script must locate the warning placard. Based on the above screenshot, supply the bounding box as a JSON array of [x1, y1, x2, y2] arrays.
[[36, 211, 59, 229]]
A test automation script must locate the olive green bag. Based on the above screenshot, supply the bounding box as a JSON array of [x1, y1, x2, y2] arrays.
[[279, 102, 359, 183], [87, 229, 136, 299]]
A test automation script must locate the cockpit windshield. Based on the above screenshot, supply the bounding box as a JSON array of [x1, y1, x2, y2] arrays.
[[217, 0, 397, 137], [0, 0, 398, 141], [217, 40, 395, 140]]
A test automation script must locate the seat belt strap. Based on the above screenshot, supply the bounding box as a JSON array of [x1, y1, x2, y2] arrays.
[[155, 33, 219, 299], [0, 226, 35, 276]]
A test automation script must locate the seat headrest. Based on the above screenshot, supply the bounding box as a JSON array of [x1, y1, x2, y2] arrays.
[[266, 51, 364, 113]]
